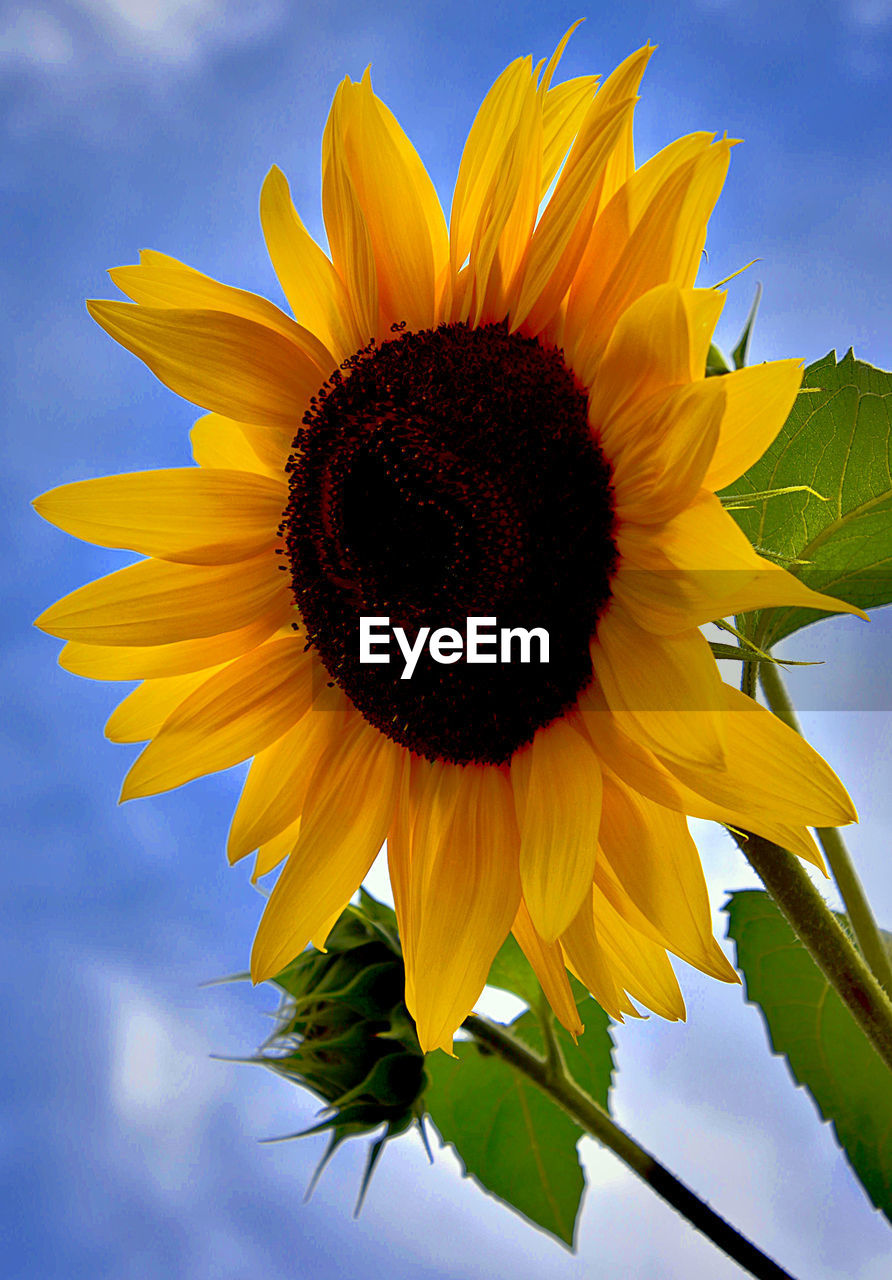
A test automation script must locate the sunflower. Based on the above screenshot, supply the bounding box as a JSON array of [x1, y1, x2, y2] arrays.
[[35, 33, 860, 1054]]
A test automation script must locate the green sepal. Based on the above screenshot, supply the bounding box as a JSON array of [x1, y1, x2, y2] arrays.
[[708, 642, 818, 667], [706, 342, 731, 377], [731, 283, 761, 369], [328, 1050, 425, 1111], [704, 283, 761, 377]]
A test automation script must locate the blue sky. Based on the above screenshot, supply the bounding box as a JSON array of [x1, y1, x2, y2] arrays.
[[4, 1, 892, 1277]]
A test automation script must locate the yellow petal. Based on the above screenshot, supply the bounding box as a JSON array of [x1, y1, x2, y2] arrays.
[[511, 898, 583, 1038], [615, 490, 866, 634], [401, 758, 460, 1031], [566, 135, 727, 365], [592, 892, 687, 1020], [725, 564, 868, 625], [260, 165, 361, 360], [334, 75, 446, 333], [666, 140, 732, 285], [704, 359, 804, 490], [608, 379, 726, 525], [447, 54, 551, 324], [406, 764, 522, 1054], [588, 45, 656, 217], [322, 80, 378, 343], [105, 667, 223, 743], [566, 133, 714, 347], [450, 57, 536, 283], [190, 413, 291, 480], [518, 45, 654, 331], [358, 83, 449, 313], [612, 490, 759, 634], [386, 754, 428, 1015], [87, 301, 321, 431], [576, 677, 827, 869], [687, 288, 727, 379], [120, 636, 315, 799], [250, 717, 403, 982], [592, 140, 731, 355], [596, 852, 738, 983], [312, 897, 354, 952], [109, 250, 335, 371], [733, 823, 826, 873], [597, 772, 738, 981], [541, 75, 600, 194], [559, 888, 631, 1021], [469, 68, 543, 324], [59, 618, 280, 681], [227, 683, 349, 864], [36, 552, 291, 646], [591, 609, 727, 769], [252, 816, 301, 883], [587, 283, 722, 428], [670, 683, 858, 828], [34, 469, 286, 565], [537, 20, 584, 96], [578, 676, 694, 807], [511, 717, 602, 943], [511, 94, 636, 333]]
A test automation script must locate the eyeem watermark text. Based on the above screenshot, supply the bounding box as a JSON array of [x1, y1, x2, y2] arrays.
[[359, 616, 550, 680]]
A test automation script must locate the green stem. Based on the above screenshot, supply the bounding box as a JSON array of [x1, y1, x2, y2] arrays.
[[463, 1014, 797, 1280], [536, 991, 564, 1082], [730, 828, 892, 1073], [736, 614, 758, 700], [758, 662, 892, 995]]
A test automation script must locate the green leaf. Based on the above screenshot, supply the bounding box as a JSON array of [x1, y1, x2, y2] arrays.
[[725, 890, 892, 1219], [511, 1000, 614, 1111], [485, 931, 544, 1009], [721, 350, 892, 647], [423, 1001, 614, 1247], [424, 1037, 586, 1246], [485, 930, 615, 1107], [485, 936, 615, 1107]]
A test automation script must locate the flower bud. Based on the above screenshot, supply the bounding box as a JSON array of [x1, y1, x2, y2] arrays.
[[255, 890, 429, 1209]]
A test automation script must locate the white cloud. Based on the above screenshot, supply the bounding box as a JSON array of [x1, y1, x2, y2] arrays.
[[0, 0, 291, 141], [105, 971, 223, 1162], [0, 9, 74, 65], [77, 0, 286, 65], [111, 989, 205, 1122], [1, 0, 287, 76]]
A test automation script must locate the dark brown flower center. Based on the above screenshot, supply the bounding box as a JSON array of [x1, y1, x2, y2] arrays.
[[281, 321, 617, 765]]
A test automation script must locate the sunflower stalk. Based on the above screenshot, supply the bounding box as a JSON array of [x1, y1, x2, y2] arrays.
[[536, 990, 566, 1085], [735, 614, 759, 700], [757, 661, 892, 996], [731, 829, 892, 1071], [463, 1013, 797, 1280]]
